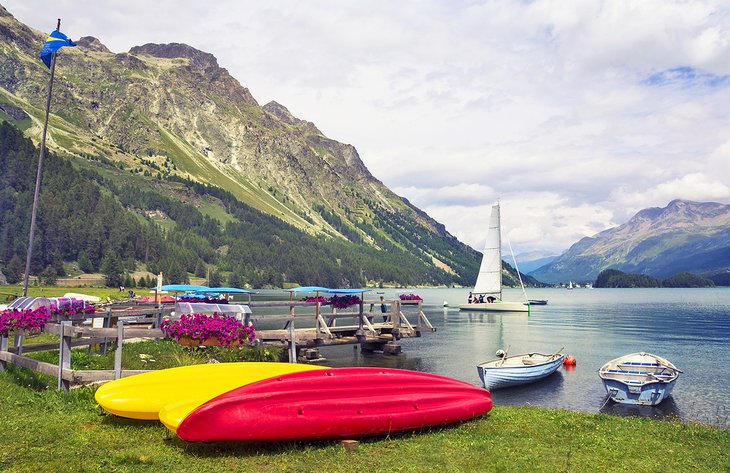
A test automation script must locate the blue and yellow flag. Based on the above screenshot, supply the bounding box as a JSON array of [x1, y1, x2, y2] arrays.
[[39, 30, 76, 68]]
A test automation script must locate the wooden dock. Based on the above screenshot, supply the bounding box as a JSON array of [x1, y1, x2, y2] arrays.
[[0, 297, 435, 391]]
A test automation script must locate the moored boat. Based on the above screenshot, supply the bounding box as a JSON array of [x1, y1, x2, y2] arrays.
[[477, 349, 564, 390], [598, 352, 681, 406], [459, 204, 530, 313]]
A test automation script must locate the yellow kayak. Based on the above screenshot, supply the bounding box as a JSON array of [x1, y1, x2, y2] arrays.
[[95, 362, 323, 420]]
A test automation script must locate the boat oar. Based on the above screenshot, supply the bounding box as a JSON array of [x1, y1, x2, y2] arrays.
[[499, 345, 510, 366], [550, 347, 564, 360]]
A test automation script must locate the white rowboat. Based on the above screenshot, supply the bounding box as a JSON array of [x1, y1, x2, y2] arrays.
[[477, 350, 564, 390], [599, 352, 680, 406]]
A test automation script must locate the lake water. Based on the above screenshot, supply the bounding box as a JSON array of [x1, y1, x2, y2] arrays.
[[310, 287, 730, 427]]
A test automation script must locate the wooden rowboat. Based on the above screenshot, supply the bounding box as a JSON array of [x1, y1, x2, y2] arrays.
[[477, 349, 564, 390], [599, 352, 681, 406]]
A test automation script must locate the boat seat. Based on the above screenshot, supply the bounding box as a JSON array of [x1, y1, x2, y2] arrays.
[[522, 359, 539, 365]]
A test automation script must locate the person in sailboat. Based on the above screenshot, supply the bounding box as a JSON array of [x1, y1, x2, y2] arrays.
[[478, 294, 484, 303], [486, 296, 496, 303], [468, 292, 473, 304]]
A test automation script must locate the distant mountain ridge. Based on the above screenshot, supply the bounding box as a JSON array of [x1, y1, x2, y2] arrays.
[[531, 200, 730, 283]]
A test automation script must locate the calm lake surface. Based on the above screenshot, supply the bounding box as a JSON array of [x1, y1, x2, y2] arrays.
[[301, 287, 730, 426]]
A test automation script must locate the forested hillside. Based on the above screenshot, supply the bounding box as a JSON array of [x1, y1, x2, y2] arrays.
[[0, 123, 482, 287]]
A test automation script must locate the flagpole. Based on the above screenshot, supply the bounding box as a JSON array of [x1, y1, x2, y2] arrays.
[[23, 18, 61, 297]]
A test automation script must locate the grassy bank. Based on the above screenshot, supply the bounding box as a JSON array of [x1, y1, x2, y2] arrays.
[[0, 366, 727, 472]]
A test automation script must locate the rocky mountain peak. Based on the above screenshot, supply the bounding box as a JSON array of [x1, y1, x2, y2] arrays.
[[76, 36, 111, 53], [0, 5, 11, 17], [128, 42, 218, 69], [263, 101, 297, 125], [263, 101, 323, 135]]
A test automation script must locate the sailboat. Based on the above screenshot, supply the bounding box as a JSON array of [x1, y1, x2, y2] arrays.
[[459, 204, 530, 313]]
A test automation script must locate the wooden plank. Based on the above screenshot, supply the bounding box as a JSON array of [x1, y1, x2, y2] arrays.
[[0, 351, 59, 377], [13, 338, 113, 354], [73, 327, 165, 338], [68, 369, 152, 383]]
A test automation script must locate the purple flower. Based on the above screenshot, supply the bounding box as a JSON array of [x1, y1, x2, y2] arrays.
[[161, 312, 256, 347], [0, 307, 52, 335]]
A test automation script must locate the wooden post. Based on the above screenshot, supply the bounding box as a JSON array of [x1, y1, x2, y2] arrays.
[[114, 321, 124, 379], [155, 308, 163, 329], [392, 301, 401, 330], [100, 308, 111, 355], [14, 333, 24, 356], [57, 321, 71, 392], [288, 319, 296, 364], [0, 334, 8, 372]]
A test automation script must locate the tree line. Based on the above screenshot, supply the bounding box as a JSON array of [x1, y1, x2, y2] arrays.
[[594, 269, 717, 288]]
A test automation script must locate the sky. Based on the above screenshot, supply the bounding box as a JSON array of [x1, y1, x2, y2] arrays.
[[5, 0, 730, 258]]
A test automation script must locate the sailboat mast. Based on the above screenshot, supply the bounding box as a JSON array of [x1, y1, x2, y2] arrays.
[[496, 203, 502, 300]]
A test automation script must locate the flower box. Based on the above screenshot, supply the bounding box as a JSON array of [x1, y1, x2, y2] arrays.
[[161, 313, 256, 348], [177, 336, 248, 347]]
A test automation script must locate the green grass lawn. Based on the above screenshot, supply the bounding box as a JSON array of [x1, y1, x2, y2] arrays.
[[0, 363, 727, 472], [1, 285, 127, 302]]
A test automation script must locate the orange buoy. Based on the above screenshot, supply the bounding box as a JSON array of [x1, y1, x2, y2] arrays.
[[563, 355, 576, 366]]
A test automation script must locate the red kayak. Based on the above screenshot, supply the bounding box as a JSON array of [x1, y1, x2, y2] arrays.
[[175, 367, 492, 442]]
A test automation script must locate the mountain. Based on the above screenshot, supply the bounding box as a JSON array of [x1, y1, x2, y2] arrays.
[[515, 252, 558, 274], [531, 200, 730, 284], [0, 5, 480, 287]]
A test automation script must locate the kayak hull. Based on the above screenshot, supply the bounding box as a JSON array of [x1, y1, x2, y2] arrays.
[[95, 362, 322, 420], [173, 367, 492, 441]]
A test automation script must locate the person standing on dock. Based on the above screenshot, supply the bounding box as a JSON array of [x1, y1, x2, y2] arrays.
[[380, 296, 388, 322]]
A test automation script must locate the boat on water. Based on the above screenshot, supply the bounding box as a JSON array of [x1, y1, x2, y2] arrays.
[[598, 352, 681, 406], [477, 348, 565, 390], [459, 203, 529, 313], [528, 299, 548, 305]]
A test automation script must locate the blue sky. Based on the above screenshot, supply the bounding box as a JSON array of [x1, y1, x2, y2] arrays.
[[5, 0, 730, 257]]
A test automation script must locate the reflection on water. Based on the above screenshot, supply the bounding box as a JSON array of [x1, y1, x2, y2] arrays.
[[599, 396, 681, 421], [265, 287, 730, 426]]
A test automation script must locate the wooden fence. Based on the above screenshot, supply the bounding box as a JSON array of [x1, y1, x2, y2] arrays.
[[0, 298, 434, 392]]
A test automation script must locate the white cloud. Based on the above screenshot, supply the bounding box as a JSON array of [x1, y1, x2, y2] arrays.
[[5, 0, 730, 256]]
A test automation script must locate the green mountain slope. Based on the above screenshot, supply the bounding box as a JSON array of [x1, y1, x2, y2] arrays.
[[531, 200, 730, 284], [0, 5, 483, 287]]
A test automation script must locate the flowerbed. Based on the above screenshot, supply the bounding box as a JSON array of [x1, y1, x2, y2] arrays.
[[50, 297, 96, 319], [303, 296, 329, 304], [0, 306, 52, 336], [161, 313, 255, 348], [399, 293, 422, 301], [329, 295, 361, 309]]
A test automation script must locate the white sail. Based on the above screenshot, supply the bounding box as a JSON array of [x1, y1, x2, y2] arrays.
[[472, 204, 502, 297]]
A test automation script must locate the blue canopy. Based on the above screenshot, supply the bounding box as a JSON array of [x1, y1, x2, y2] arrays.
[[160, 284, 210, 292], [326, 288, 371, 294], [195, 287, 251, 294], [287, 286, 331, 293]]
